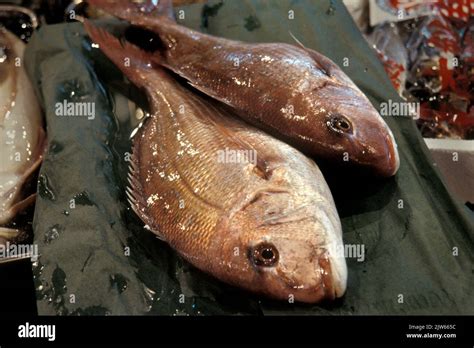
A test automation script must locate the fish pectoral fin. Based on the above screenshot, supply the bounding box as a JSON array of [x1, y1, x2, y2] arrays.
[[0, 194, 36, 226]]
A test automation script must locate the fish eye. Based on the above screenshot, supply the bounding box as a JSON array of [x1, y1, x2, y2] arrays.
[[250, 242, 279, 267], [327, 114, 352, 134]]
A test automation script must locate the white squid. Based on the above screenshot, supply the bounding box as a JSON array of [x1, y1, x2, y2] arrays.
[[0, 26, 45, 248]]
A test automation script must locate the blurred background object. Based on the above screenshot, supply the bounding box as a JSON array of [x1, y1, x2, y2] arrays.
[[344, 0, 474, 205]]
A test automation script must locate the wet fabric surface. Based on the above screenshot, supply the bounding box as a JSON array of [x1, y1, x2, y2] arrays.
[[23, 0, 473, 315]]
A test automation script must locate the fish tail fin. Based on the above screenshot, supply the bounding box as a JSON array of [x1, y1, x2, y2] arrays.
[[87, 0, 175, 25], [84, 20, 164, 88]]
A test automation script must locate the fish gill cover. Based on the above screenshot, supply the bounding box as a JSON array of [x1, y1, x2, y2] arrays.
[[23, 0, 473, 315]]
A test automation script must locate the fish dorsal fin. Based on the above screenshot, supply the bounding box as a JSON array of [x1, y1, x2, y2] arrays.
[[288, 31, 306, 52], [289, 31, 328, 76], [289, 31, 354, 86]]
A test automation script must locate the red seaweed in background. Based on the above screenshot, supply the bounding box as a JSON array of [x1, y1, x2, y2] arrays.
[[369, 0, 474, 139], [408, 13, 474, 139], [368, 23, 408, 94]]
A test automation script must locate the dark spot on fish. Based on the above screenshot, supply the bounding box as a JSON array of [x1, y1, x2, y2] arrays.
[[125, 26, 164, 53], [201, 1, 224, 30], [38, 174, 56, 201], [253, 158, 272, 180], [73, 191, 94, 206], [109, 273, 129, 294], [253, 164, 268, 180], [266, 209, 277, 216], [248, 192, 263, 206], [244, 15, 261, 32]]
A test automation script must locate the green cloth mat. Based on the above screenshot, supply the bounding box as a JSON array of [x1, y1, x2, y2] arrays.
[[24, 0, 473, 315]]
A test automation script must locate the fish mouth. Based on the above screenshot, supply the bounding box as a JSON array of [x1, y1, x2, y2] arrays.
[[291, 252, 347, 303], [353, 125, 400, 177], [318, 252, 347, 300], [374, 129, 400, 177]]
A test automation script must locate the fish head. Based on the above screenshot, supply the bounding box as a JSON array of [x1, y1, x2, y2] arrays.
[[217, 184, 347, 303], [303, 84, 400, 177]]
